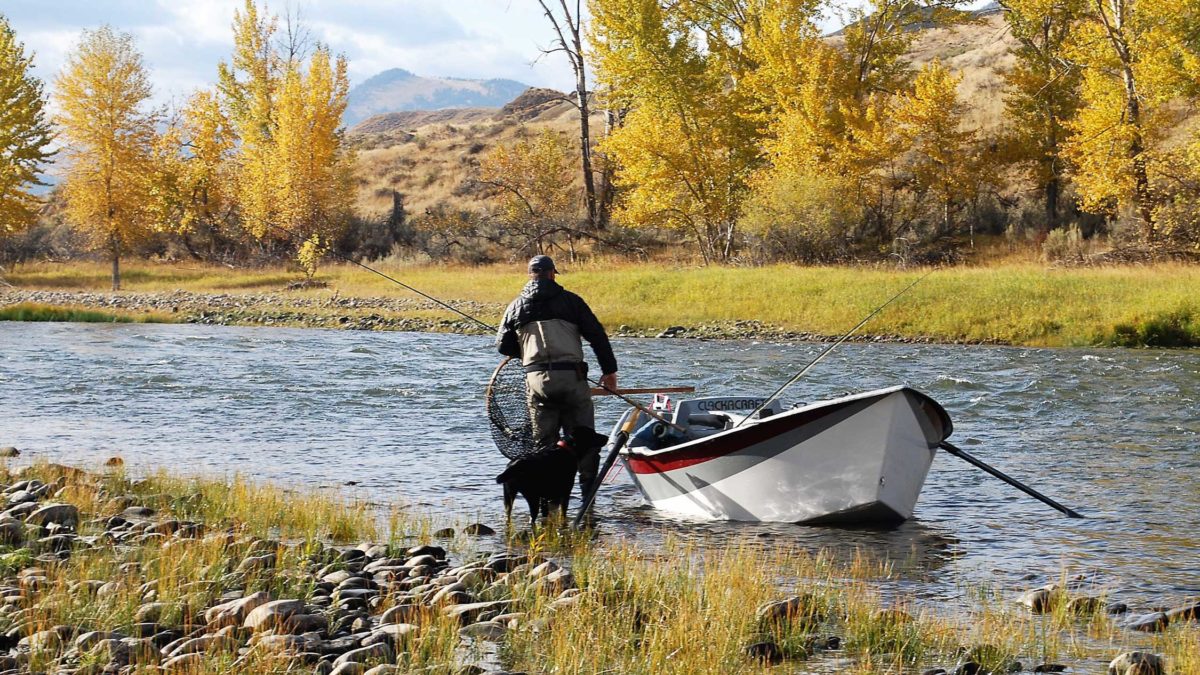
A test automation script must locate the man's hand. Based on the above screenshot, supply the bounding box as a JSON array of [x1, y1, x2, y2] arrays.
[[599, 372, 618, 392]]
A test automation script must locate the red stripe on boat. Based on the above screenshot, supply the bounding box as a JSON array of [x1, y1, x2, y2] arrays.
[[624, 399, 858, 474]]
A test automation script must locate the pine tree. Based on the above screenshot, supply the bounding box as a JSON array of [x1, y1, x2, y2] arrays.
[[0, 14, 54, 238], [54, 26, 157, 290]]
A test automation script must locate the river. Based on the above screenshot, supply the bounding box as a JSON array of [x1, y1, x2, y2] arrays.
[[0, 321, 1196, 609]]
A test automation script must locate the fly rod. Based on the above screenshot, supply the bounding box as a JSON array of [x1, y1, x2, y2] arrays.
[[264, 223, 684, 431], [735, 268, 935, 427]]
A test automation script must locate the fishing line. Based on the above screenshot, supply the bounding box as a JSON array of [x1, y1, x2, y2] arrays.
[[735, 268, 936, 427], [264, 222, 681, 431]]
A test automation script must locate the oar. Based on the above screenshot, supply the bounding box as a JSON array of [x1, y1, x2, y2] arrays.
[[574, 410, 641, 528], [938, 441, 1084, 518], [589, 386, 695, 396]]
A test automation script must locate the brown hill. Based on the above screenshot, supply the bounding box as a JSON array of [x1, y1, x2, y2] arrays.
[[351, 14, 1019, 221]]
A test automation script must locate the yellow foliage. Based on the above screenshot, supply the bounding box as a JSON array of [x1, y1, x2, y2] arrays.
[[296, 233, 323, 278], [478, 128, 577, 228], [53, 25, 158, 289], [0, 15, 54, 235]]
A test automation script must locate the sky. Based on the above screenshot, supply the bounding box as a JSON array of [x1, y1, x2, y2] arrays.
[[1, 0, 898, 108], [2, 0, 591, 106]]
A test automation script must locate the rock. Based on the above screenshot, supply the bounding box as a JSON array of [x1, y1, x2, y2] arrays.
[[121, 506, 155, 520], [330, 664, 366, 675], [459, 621, 506, 640], [1123, 612, 1169, 633], [0, 519, 24, 546], [25, 503, 80, 529], [921, 670, 947, 675], [333, 642, 394, 667], [1033, 665, 1067, 673], [165, 634, 235, 658], [363, 666, 400, 675], [1165, 599, 1200, 622], [255, 633, 322, 654], [1107, 601, 1130, 615], [1108, 651, 1165, 675], [20, 628, 63, 652], [744, 640, 784, 664], [756, 595, 819, 624], [279, 613, 328, 635], [1017, 588, 1055, 614], [463, 523, 495, 536], [244, 599, 306, 632], [206, 591, 270, 628], [236, 553, 277, 573], [104, 456, 124, 467], [406, 544, 445, 559], [379, 604, 421, 625], [443, 600, 513, 625], [75, 630, 126, 652], [363, 623, 416, 646], [1065, 596, 1103, 615], [0, 447, 18, 458], [953, 663, 982, 675], [135, 602, 168, 624], [323, 570, 353, 585], [433, 527, 455, 538]]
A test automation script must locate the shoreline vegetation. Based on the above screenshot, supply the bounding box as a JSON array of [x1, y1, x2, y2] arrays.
[[2, 261, 1199, 348], [0, 459, 1194, 674]]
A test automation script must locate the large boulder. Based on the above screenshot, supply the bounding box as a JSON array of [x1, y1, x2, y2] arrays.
[[205, 591, 270, 628], [243, 599, 306, 632], [1108, 652, 1165, 675], [25, 503, 80, 530]]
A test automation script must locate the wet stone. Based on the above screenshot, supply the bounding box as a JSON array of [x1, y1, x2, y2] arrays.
[[744, 640, 784, 664], [1033, 665, 1067, 673], [463, 523, 495, 536], [1108, 651, 1165, 675], [1124, 612, 1169, 633]]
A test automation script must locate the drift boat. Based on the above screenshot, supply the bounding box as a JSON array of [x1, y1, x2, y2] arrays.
[[607, 387, 953, 525]]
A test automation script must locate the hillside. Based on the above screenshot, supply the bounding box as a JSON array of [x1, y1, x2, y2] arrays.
[[344, 68, 530, 126], [348, 13, 1020, 220]]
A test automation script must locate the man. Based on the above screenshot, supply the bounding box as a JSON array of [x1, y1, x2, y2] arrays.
[[496, 254, 618, 500]]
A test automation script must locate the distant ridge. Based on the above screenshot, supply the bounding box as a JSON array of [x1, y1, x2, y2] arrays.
[[344, 68, 531, 126]]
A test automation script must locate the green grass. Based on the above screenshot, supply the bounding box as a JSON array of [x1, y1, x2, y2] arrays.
[[5, 260, 1200, 347], [0, 301, 176, 324]]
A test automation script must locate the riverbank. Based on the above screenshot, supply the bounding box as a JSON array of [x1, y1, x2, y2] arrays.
[[0, 459, 1196, 674], [3, 261, 1199, 347]]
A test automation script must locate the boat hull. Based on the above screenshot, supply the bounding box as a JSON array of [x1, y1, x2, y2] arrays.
[[620, 387, 951, 524]]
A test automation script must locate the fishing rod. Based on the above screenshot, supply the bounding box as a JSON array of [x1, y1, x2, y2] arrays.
[[264, 222, 683, 431], [735, 268, 935, 428]]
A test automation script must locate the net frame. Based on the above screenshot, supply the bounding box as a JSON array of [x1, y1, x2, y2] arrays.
[[485, 357, 538, 460]]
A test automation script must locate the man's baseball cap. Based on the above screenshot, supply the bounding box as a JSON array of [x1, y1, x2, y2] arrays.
[[528, 255, 556, 273]]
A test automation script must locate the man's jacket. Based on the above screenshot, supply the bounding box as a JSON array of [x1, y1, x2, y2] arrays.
[[496, 277, 618, 375]]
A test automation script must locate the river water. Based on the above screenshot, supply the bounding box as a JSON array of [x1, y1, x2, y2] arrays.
[[1, 322, 1197, 610]]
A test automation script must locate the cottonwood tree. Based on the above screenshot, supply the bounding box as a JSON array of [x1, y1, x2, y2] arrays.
[[1064, 0, 1198, 243], [54, 26, 157, 290], [998, 0, 1083, 232], [217, 0, 353, 271], [0, 15, 54, 241], [589, 0, 762, 262]]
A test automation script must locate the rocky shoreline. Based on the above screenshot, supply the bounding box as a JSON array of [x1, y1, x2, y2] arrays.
[[0, 290, 995, 345], [0, 458, 1193, 674]]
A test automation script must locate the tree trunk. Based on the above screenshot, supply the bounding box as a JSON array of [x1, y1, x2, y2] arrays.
[[111, 235, 121, 291]]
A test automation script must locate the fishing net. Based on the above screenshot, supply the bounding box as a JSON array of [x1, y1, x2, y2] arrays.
[[486, 357, 537, 460]]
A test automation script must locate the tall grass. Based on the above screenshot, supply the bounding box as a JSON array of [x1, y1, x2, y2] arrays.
[[7, 260, 1200, 346], [0, 302, 175, 324]]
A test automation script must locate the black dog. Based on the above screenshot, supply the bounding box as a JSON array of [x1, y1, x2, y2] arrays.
[[496, 439, 578, 525], [496, 428, 610, 525]]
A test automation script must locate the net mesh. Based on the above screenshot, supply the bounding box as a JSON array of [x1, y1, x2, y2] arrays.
[[486, 357, 537, 460]]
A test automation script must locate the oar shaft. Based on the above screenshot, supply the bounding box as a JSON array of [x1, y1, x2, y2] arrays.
[[590, 386, 695, 396], [939, 441, 1084, 518], [574, 431, 630, 528]]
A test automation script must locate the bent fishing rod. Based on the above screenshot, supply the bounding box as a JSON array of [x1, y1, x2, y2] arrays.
[[264, 222, 683, 431], [735, 268, 935, 427]]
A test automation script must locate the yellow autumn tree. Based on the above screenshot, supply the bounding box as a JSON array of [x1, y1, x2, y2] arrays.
[[998, 0, 1083, 232], [217, 0, 353, 273], [0, 14, 54, 239], [892, 60, 987, 236], [1064, 0, 1198, 243], [54, 26, 157, 290], [478, 128, 578, 254], [590, 0, 762, 262], [178, 89, 236, 255]]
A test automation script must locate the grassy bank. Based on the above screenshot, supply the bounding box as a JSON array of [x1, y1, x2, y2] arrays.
[[0, 302, 176, 324], [4, 260, 1199, 347], [0, 461, 1194, 674]]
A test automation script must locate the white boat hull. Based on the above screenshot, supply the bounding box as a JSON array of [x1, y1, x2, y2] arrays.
[[619, 387, 951, 524]]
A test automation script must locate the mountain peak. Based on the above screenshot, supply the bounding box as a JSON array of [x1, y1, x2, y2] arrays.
[[345, 69, 531, 126]]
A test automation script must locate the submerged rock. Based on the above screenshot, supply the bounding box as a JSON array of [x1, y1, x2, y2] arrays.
[[744, 640, 784, 664], [463, 523, 495, 536], [0, 447, 19, 458], [1123, 612, 1169, 633]]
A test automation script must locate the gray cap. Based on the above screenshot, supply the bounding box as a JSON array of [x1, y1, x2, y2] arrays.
[[528, 255, 556, 273]]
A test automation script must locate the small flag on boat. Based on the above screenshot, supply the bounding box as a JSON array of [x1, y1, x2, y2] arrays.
[[652, 393, 673, 412]]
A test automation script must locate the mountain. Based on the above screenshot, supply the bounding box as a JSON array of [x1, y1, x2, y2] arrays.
[[344, 68, 532, 126]]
